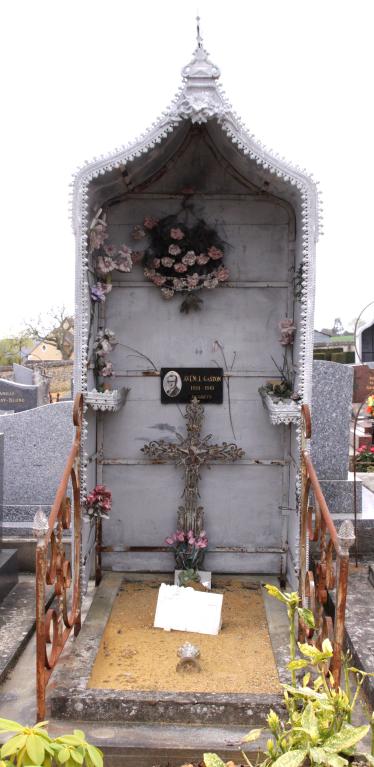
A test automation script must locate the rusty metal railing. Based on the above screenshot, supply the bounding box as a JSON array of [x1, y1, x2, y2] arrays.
[[299, 404, 355, 687], [35, 393, 83, 720]]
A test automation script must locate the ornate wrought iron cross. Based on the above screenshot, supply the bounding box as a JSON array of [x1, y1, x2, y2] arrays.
[[141, 397, 245, 534]]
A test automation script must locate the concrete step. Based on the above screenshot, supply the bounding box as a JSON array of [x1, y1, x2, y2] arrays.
[[0, 549, 18, 601]]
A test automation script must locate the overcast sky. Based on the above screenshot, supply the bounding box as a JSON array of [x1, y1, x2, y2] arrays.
[[1, 0, 373, 337]]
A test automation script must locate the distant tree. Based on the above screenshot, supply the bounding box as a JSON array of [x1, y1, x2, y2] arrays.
[[0, 334, 33, 365], [24, 307, 74, 360], [332, 317, 345, 335]]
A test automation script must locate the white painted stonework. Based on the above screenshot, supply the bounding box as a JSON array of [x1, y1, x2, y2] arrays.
[[154, 583, 223, 635]]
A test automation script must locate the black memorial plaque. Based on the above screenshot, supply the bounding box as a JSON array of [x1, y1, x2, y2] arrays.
[[161, 368, 223, 404]]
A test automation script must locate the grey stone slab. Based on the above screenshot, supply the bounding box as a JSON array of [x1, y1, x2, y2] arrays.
[[0, 581, 41, 683], [319, 479, 362, 516], [311, 361, 353, 480], [0, 550, 17, 601], [13, 364, 33, 385], [0, 378, 39, 413], [48, 574, 287, 725], [0, 432, 3, 534], [0, 402, 73, 533]]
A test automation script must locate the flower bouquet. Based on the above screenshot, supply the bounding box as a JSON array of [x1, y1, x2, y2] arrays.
[[356, 445, 374, 472], [84, 484, 112, 519], [165, 529, 208, 585], [139, 214, 229, 312]]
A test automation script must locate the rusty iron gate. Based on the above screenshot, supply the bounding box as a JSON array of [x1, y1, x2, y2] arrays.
[[35, 394, 83, 720], [298, 404, 355, 687]]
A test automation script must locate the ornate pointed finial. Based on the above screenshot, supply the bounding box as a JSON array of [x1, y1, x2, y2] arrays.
[[196, 15, 203, 48]]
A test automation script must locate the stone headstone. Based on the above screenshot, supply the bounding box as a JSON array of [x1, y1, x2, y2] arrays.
[[0, 378, 39, 413], [353, 365, 374, 403], [13, 364, 33, 385], [311, 360, 361, 516], [154, 583, 223, 635], [0, 401, 73, 535]]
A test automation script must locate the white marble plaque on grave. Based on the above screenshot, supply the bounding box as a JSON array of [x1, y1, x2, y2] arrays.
[[154, 583, 223, 635]]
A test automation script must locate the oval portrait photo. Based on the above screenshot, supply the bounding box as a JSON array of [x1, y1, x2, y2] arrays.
[[163, 370, 182, 398]]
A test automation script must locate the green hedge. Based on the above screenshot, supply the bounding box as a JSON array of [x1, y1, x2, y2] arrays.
[[313, 349, 354, 364]]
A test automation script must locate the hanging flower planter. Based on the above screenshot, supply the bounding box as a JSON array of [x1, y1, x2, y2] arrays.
[[86, 388, 129, 413], [259, 387, 301, 426]]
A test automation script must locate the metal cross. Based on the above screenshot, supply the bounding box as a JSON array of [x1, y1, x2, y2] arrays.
[[141, 397, 245, 534]]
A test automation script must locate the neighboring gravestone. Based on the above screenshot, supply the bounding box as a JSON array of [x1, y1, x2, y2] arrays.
[[0, 432, 18, 599], [0, 378, 39, 413], [311, 360, 361, 515], [0, 401, 73, 535], [13, 364, 34, 385]]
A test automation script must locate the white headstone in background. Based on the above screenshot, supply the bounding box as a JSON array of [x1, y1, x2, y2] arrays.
[[154, 583, 223, 635]]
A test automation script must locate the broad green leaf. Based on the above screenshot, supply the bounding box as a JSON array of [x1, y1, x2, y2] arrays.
[[86, 745, 103, 767], [321, 638, 333, 656], [73, 731, 85, 742], [242, 728, 263, 743], [288, 660, 309, 671], [298, 643, 321, 660], [264, 584, 289, 604], [1, 734, 27, 758], [0, 720, 25, 733], [301, 702, 319, 742], [57, 747, 70, 764], [309, 748, 327, 764], [203, 755, 226, 767], [283, 684, 326, 700], [302, 673, 311, 687], [326, 755, 348, 767], [324, 724, 370, 752], [56, 737, 82, 747], [26, 733, 45, 765], [34, 722, 49, 730], [271, 749, 308, 767], [298, 608, 315, 628], [70, 751, 83, 765]]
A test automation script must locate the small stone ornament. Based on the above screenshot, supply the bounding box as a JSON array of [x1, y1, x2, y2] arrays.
[[176, 642, 201, 673]]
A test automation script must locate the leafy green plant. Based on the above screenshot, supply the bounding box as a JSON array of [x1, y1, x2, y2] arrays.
[[0, 719, 103, 767], [204, 585, 374, 767]]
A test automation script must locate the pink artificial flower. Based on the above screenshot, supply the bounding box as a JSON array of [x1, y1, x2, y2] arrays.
[[95, 254, 115, 276], [116, 246, 133, 272], [182, 251, 196, 266], [89, 221, 108, 252], [152, 274, 167, 286], [132, 225, 146, 240], [187, 273, 199, 288], [174, 262, 187, 273], [165, 536, 174, 545], [161, 256, 174, 267], [144, 216, 159, 230], [208, 246, 223, 260], [176, 531, 185, 542], [169, 244, 181, 256], [203, 277, 219, 289], [153, 258, 161, 268], [104, 244, 117, 257], [170, 227, 184, 240], [173, 277, 187, 289], [144, 267, 156, 279], [371, 447, 374, 453], [216, 266, 230, 282], [161, 287, 174, 299], [100, 362, 113, 377], [196, 253, 210, 265]]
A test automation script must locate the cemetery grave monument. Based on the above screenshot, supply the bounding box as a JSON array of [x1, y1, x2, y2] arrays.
[[41, 21, 329, 725]]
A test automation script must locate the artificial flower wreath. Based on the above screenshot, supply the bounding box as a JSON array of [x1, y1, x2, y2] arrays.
[[138, 214, 229, 312]]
